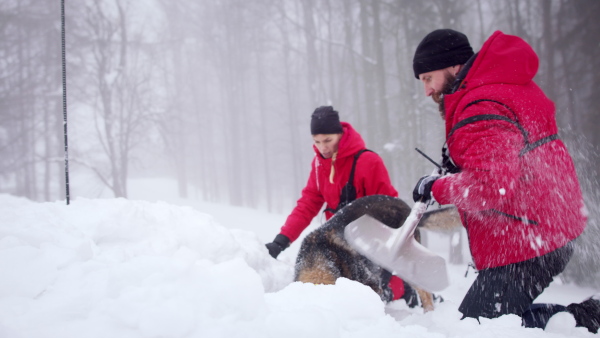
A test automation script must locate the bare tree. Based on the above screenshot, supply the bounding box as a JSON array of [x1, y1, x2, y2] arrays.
[[0, 0, 64, 201], [73, 0, 156, 198]]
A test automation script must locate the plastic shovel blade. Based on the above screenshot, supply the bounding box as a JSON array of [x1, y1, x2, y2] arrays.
[[344, 210, 449, 292]]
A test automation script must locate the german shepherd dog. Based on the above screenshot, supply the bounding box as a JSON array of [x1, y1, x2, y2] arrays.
[[294, 195, 461, 312]]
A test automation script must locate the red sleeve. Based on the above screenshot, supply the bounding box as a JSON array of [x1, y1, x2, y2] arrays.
[[354, 152, 398, 198], [432, 103, 523, 212], [279, 158, 325, 243]]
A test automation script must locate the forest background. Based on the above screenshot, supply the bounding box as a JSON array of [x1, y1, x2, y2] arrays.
[[1, 0, 599, 286]]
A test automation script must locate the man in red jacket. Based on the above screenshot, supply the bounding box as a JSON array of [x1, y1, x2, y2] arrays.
[[266, 106, 413, 304], [411, 29, 598, 332]]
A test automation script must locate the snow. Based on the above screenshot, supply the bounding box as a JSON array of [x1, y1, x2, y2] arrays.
[[0, 178, 598, 338]]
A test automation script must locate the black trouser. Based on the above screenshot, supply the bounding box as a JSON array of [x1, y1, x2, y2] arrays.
[[459, 242, 574, 322]]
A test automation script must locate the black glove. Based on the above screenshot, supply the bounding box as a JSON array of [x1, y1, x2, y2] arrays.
[[265, 234, 290, 259], [412, 175, 439, 203]]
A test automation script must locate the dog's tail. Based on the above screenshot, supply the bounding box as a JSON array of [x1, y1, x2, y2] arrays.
[[321, 195, 412, 236]]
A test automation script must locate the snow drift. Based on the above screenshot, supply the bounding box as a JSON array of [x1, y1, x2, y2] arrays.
[[0, 194, 595, 337]]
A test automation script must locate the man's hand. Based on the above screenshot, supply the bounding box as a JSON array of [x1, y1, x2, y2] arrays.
[[413, 175, 439, 203], [265, 234, 291, 258]]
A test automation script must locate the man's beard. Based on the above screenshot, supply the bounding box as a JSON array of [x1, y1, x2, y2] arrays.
[[432, 72, 456, 119]]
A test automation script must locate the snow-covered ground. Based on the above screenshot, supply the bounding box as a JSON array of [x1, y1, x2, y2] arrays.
[[0, 178, 597, 337]]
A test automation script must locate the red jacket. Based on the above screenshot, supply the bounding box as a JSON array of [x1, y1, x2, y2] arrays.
[[280, 122, 398, 243], [432, 31, 587, 269]]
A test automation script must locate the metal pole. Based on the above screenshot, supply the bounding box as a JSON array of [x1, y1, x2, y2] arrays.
[[61, 0, 70, 205]]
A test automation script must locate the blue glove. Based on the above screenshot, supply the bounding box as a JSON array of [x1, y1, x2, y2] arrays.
[[412, 175, 439, 203]]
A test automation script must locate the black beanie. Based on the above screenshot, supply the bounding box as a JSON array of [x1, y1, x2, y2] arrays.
[[310, 106, 343, 135], [413, 29, 474, 79]]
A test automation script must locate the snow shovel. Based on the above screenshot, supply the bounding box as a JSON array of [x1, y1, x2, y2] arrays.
[[344, 201, 449, 292]]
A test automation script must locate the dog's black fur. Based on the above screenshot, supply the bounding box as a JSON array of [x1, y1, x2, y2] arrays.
[[294, 195, 437, 308]]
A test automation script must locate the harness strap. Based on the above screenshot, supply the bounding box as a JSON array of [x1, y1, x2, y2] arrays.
[[448, 99, 557, 157], [447, 99, 559, 226], [464, 99, 519, 121], [447, 114, 527, 141], [489, 209, 539, 225], [520, 134, 559, 157]]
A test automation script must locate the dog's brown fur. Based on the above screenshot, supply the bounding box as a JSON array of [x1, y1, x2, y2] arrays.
[[418, 205, 462, 232], [294, 195, 448, 312]]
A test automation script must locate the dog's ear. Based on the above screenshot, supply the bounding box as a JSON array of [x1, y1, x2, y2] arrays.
[[417, 206, 462, 232]]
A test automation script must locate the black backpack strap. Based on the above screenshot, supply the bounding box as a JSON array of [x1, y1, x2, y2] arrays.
[[324, 149, 372, 214], [348, 149, 371, 186]]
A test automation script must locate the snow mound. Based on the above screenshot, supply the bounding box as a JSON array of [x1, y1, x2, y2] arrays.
[[0, 195, 595, 337]]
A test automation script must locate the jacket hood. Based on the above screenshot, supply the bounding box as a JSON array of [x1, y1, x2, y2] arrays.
[[444, 31, 540, 124], [463, 30, 539, 89], [312, 122, 365, 160]]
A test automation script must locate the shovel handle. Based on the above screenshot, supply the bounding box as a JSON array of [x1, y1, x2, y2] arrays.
[[387, 201, 428, 250]]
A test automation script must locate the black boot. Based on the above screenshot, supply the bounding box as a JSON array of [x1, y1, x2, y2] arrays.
[[566, 295, 600, 333]]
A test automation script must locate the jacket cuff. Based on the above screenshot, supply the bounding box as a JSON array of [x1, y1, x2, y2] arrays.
[[430, 177, 448, 205]]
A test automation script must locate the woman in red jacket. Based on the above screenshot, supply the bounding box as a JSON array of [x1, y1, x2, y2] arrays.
[[266, 106, 411, 303], [412, 29, 597, 332]]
